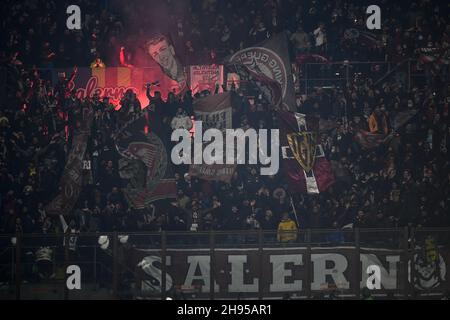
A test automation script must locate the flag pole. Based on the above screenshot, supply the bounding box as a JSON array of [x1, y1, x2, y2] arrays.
[[289, 196, 300, 228]]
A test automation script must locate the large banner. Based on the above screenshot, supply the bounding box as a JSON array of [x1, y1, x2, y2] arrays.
[[145, 34, 188, 95], [45, 106, 94, 215], [52, 67, 185, 108], [226, 32, 296, 111], [189, 92, 237, 183], [132, 245, 450, 299], [189, 65, 224, 95], [114, 114, 176, 209], [192, 92, 233, 130], [278, 111, 335, 194]]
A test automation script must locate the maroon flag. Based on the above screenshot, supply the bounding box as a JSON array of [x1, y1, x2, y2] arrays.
[[226, 32, 296, 111], [45, 106, 94, 215], [278, 111, 335, 194], [115, 114, 176, 209]]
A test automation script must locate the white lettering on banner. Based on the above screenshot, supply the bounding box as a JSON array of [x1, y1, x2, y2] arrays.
[[134, 250, 447, 296], [195, 110, 231, 130], [184, 256, 219, 293], [311, 254, 349, 290], [139, 256, 173, 293], [189, 65, 224, 95], [269, 255, 303, 292], [228, 255, 259, 292]]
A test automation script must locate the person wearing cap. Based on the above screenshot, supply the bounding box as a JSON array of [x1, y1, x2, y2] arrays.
[[277, 212, 298, 243]]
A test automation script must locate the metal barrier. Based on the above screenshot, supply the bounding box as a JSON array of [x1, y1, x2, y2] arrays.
[[1, 227, 449, 300], [297, 60, 428, 95]]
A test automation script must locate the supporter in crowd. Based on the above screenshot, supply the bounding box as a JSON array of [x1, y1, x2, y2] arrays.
[[290, 26, 311, 55], [277, 212, 298, 243], [0, 0, 449, 248]]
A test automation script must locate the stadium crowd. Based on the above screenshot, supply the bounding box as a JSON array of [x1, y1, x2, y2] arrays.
[[0, 0, 449, 245]]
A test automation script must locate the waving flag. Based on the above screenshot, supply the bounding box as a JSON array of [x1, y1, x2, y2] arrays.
[[45, 106, 94, 215], [279, 111, 335, 194], [354, 110, 417, 149], [225, 32, 296, 111], [114, 113, 176, 209], [189, 92, 237, 183]]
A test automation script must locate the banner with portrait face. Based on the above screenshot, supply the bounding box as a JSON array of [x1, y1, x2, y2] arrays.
[[226, 32, 296, 111], [146, 34, 188, 95]]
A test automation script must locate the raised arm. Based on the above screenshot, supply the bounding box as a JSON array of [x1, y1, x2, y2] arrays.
[[120, 47, 134, 68], [146, 85, 153, 101]]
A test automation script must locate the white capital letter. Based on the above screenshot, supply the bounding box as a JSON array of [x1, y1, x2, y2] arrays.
[[311, 254, 349, 290], [270, 255, 303, 292], [228, 255, 259, 292]]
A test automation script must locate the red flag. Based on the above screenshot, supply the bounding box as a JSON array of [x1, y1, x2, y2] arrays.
[[278, 111, 335, 194], [226, 32, 296, 111]]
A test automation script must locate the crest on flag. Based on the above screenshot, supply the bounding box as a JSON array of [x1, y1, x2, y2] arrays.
[[287, 132, 317, 173], [225, 32, 296, 111], [278, 111, 335, 194], [115, 114, 176, 209]]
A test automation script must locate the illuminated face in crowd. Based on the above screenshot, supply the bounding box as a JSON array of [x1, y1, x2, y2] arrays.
[[147, 36, 179, 81]]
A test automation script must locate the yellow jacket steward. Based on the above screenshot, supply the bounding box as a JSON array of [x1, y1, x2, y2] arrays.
[[277, 219, 298, 242]]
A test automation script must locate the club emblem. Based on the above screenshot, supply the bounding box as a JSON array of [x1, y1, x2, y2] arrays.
[[287, 132, 317, 172]]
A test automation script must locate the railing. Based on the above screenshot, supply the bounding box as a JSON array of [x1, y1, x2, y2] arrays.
[[297, 60, 430, 95], [0, 227, 449, 300]]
